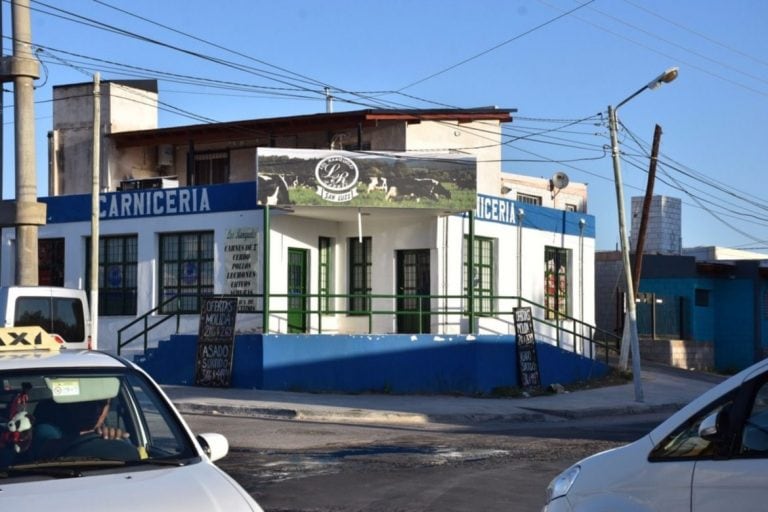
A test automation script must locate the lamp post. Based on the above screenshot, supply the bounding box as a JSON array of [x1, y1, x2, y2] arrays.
[[609, 67, 678, 402]]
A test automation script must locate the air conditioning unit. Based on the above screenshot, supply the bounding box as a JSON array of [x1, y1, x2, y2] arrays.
[[119, 176, 179, 191]]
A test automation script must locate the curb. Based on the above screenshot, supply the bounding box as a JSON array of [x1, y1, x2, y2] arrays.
[[518, 402, 686, 420], [174, 401, 676, 425], [174, 402, 298, 420], [174, 402, 430, 425]]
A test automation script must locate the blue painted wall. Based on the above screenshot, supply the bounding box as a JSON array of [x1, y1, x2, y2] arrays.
[[137, 333, 608, 394], [713, 278, 756, 371], [639, 271, 763, 371]]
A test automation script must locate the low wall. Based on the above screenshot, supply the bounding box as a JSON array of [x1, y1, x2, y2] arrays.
[[640, 338, 714, 371], [138, 334, 608, 394]]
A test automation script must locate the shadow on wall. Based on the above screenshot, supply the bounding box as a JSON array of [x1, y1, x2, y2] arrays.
[[137, 334, 608, 395]]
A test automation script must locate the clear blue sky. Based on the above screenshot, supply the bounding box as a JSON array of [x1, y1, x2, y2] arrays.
[[3, 0, 767, 251]]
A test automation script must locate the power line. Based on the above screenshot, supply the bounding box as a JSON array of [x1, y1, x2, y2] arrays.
[[620, 0, 768, 69], [539, 0, 768, 99], [396, 0, 596, 92]]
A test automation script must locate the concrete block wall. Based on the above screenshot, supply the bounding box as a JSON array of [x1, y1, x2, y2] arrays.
[[640, 339, 714, 371]]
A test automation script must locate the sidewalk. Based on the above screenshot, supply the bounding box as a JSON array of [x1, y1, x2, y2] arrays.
[[163, 364, 725, 426]]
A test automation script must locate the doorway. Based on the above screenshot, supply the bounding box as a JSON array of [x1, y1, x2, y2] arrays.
[[396, 249, 430, 334], [287, 248, 308, 333]]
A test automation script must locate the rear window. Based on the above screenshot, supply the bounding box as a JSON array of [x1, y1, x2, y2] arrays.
[[13, 297, 85, 343]]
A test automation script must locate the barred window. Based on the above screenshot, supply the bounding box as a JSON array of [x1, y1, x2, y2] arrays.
[[319, 237, 334, 314], [348, 237, 371, 315], [159, 232, 214, 313], [86, 235, 138, 316], [192, 151, 229, 185], [516, 193, 542, 206]]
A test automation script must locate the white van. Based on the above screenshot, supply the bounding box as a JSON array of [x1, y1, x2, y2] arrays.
[[0, 286, 90, 349]]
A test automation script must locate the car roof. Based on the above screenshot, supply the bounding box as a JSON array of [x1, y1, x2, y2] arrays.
[[0, 349, 128, 371]]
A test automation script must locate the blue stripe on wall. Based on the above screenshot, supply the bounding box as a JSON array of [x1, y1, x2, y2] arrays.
[[139, 333, 608, 394], [42, 181, 258, 223], [473, 194, 595, 238]]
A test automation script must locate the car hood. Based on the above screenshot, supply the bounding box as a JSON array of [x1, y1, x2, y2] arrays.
[[0, 462, 262, 512], [564, 437, 692, 510]]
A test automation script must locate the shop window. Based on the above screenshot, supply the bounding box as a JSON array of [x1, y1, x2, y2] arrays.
[[39, 238, 65, 286], [545, 246, 570, 319], [86, 235, 138, 316], [159, 231, 214, 313]]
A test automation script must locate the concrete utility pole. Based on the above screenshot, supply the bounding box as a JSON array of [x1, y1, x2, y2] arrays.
[[90, 73, 100, 349], [0, 0, 45, 285], [609, 67, 678, 403]]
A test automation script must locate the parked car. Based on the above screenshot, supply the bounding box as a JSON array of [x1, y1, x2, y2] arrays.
[[0, 286, 90, 349], [543, 356, 768, 511], [0, 326, 263, 511]]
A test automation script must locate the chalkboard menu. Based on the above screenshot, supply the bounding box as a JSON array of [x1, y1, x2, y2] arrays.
[[513, 307, 541, 389], [195, 296, 238, 387]]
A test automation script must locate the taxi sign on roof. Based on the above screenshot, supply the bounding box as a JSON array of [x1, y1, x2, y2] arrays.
[[0, 326, 62, 352]]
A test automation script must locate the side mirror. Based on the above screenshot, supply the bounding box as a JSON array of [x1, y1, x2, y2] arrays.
[[196, 432, 230, 462], [698, 411, 720, 440]]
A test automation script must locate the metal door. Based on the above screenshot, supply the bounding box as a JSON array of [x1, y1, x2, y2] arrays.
[[396, 249, 430, 334], [287, 248, 308, 333]]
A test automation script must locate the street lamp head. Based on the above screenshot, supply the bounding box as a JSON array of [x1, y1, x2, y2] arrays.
[[647, 67, 679, 90]]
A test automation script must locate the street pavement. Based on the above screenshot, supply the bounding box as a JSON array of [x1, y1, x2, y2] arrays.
[[163, 363, 725, 426]]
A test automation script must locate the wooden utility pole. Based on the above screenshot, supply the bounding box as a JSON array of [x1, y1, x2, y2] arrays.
[[632, 124, 663, 297]]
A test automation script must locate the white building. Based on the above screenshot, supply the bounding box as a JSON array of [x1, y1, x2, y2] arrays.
[[1, 81, 596, 356]]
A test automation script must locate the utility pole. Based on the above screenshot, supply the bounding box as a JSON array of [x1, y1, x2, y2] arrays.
[[632, 124, 662, 297], [609, 104, 642, 400], [325, 87, 333, 113], [0, 0, 45, 285], [90, 73, 101, 349]]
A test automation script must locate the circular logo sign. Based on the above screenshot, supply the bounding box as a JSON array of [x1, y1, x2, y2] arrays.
[[314, 155, 360, 202]]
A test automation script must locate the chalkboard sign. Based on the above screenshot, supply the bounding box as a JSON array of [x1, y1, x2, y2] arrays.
[[513, 307, 541, 389], [195, 296, 238, 387]]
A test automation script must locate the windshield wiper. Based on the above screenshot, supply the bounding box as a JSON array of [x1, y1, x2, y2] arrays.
[[127, 457, 187, 467], [2, 458, 129, 478], [1, 465, 83, 479]]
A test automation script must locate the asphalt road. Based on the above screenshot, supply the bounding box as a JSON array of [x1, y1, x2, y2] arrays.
[[183, 411, 668, 512]]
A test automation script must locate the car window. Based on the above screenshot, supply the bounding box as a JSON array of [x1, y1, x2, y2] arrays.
[[740, 381, 768, 455], [0, 369, 197, 471], [650, 391, 736, 461], [12, 297, 85, 343]]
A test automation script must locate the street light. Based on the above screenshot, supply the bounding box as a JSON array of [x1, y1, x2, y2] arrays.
[[609, 67, 678, 403]]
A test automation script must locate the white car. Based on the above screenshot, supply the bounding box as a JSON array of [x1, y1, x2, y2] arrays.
[[0, 326, 263, 512], [543, 357, 768, 512]]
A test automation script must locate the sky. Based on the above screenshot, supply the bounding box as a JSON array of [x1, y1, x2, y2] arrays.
[[2, 0, 767, 252]]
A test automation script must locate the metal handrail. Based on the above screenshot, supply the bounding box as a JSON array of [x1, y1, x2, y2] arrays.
[[117, 294, 185, 355], [117, 292, 619, 364]]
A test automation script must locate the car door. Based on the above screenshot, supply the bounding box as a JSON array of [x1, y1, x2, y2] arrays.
[[692, 377, 768, 512]]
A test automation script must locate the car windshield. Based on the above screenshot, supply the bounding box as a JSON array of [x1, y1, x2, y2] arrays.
[[0, 368, 197, 471]]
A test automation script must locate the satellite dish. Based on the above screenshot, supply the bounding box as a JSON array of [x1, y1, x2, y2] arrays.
[[550, 171, 570, 190]]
